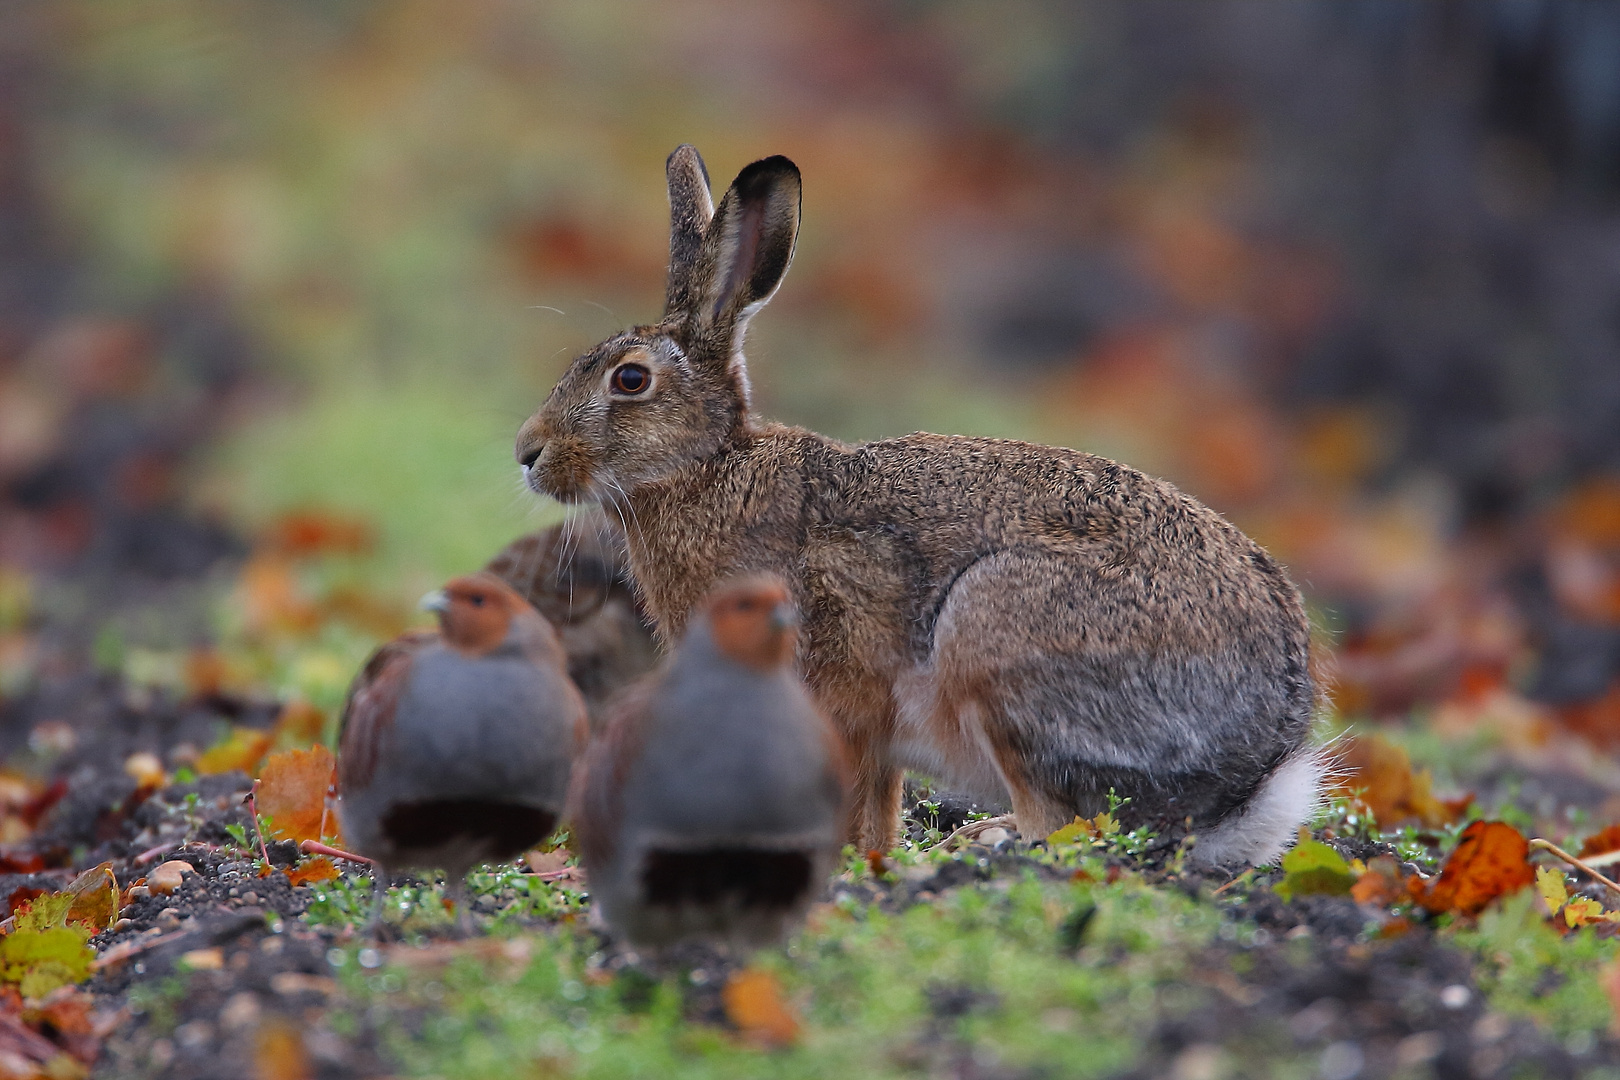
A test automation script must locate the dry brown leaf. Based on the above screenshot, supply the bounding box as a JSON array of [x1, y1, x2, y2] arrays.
[[257, 746, 335, 843], [63, 863, 117, 932], [721, 969, 800, 1048], [284, 857, 338, 888], [1418, 821, 1536, 916], [524, 849, 570, 875], [237, 555, 322, 637], [196, 727, 273, 777], [1330, 734, 1468, 829]]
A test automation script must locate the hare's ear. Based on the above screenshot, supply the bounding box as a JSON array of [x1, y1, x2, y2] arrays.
[[685, 155, 801, 343], [664, 145, 714, 317]]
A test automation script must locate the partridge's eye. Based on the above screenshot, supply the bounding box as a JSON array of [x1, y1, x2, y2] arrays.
[[469, 594, 486, 607], [610, 363, 650, 395]]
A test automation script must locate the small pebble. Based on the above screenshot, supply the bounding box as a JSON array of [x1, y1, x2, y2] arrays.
[[148, 1039, 174, 1069], [1395, 1032, 1444, 1066], [1319, 1041, 1363, 1080], [179, 947, 223, 971], [241, 891, 259, 906], [148, 860, 195, 896], [123, 751, 165, 789], [1440, 985, 1471, 1010], [156, 909, 182, 931], [126, 886, 150, 901], [219, 992, 260, 1031], [174, 1020, 213, 1049], [228, 887, 239, 898], [111, 918, 133, 933]]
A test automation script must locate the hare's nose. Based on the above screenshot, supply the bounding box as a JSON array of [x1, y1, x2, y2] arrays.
[[516, 417, 545, 469]]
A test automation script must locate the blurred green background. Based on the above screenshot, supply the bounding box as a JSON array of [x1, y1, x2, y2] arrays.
[[5, 0, 1620, 746]]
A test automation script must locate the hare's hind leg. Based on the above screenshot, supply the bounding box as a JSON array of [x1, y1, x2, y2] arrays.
[[918, 548, 1297, 846]]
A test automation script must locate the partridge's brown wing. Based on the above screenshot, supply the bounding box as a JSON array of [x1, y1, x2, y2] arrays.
[[337, 631, 436, 792], [568, 675, 659, 868]]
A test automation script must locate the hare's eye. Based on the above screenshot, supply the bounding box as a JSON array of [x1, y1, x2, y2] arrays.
[[610, 363, 651, 395]]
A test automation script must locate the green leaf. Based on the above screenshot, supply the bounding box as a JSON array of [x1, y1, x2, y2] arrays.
[[1046, 818, 1090, 846], [1536, 865, 1569, 914], [1274, 838, 1354, 902], [0, 923, 94, 998], [14, 892, 73, 932]]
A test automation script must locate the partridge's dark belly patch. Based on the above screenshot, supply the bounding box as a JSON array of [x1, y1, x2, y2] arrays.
[[639, 848, 813, 910], [381, 800, 557, 861]]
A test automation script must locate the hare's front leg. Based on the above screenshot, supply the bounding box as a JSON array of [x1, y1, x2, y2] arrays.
[[814, 680, 904, 852], [846, 749, 903, 854]]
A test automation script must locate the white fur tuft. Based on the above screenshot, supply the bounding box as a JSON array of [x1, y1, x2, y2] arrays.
[[1190, 747, 1327, 867]]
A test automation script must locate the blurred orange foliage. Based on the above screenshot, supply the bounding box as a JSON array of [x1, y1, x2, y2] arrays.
[[263, 511, 374, 558], [197, 727, 274, 777], [721, 969, 800, 1048], [1330, 734, 1470, 829]]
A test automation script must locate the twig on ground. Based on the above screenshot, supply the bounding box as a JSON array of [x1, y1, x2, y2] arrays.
[[1529, 838, 1620, 901], [299, 839, 374, 865], [243, 782, 273, 867]]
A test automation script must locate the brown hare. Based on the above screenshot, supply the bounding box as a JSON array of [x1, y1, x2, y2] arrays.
[[516, 146, 1320, 866]]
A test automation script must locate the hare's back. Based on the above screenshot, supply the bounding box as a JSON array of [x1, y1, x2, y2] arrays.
[[837, 433, 1293, 598]]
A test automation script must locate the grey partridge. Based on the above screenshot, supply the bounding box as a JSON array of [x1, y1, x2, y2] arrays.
[[571, 576, 848, 949], [337, 572, 586, 928]]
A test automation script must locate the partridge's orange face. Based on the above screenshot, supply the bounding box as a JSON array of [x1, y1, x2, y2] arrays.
[[424, 573, 531, 655], [706, 579, 797, 671]]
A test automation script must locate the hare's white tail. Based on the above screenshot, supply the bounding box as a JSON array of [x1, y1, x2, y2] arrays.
[[1190, 746, 1328, 867]]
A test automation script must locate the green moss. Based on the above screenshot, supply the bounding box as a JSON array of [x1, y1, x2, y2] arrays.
[[341, 869, 1228, 1079], [1453, 890, 1620, 1039]]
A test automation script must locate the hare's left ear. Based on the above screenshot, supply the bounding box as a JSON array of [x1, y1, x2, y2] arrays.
[[664, 145, 715, 317], [683, 155, 801, 348]]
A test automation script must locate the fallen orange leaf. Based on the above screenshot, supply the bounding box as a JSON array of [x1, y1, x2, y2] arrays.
[[1418, 821, 1536, 916], [721, 969, 799, 1047], [257, 746, 335, 843], [1349, 854, 1410, 907], [1580, 824, 1620, 858], [285, 857, 338, 888], [254, 1016, 312, 1080]]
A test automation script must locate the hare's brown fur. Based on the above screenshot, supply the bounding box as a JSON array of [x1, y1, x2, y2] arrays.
[[518, 147, 1318, 863]]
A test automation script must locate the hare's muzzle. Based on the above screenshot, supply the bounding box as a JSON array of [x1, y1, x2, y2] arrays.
[[517, 425, 595, 503]]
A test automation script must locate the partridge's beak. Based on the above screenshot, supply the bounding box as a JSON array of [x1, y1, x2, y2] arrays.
[[419, 589, 451, 614], [769, 603, 798, 632]]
